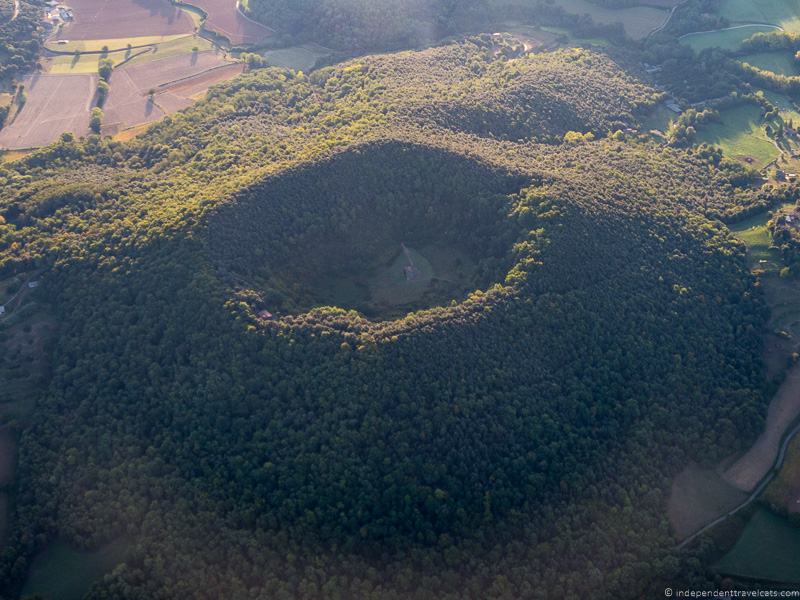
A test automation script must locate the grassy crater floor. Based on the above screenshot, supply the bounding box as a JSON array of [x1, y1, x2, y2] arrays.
[[209, 143, 525, 321]]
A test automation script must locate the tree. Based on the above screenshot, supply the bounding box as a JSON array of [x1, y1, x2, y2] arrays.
[[89, 107, 103, 133]]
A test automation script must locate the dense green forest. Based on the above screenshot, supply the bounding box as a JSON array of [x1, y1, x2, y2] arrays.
[[0, 37, 786, 598], [0, 0, 43, 86]]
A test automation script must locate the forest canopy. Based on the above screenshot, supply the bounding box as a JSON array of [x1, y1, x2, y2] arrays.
[[0, 38, 782, 599]]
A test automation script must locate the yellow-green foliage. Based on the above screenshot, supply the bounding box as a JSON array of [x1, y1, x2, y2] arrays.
[[0, 38, 786, 600]]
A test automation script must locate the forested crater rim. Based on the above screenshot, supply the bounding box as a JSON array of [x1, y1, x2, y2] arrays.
[[206, 143, 542, 328]]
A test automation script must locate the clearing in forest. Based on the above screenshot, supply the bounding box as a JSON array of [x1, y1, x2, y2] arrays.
[[262, 44, 331, 72], [45, 33, 190, 54], [312, 243, 480, 319], [54, 0, 194, 41], [739, 52, 800, 77], [694, 104, 779, 170], [0, 73, 96, 149]]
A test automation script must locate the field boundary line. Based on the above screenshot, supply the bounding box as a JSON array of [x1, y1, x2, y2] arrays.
[[44, 36, 192, 56], [235, 1, 276, 34], [646, 0, 690, 39], [678, 400, 800, 549], [152, 60, 241, 92], [113, 47, 154, 69]]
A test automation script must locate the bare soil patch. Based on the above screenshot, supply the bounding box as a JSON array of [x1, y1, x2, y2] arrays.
[[724, 364, 800, 492], [103, 51, 237, 131], [188, 0, 272, 45], [161, 61, 243, 96], [116, 49, 231, 93], [0, 73, 96, 149], [55, 0, 193, 41], [668, 463, 748, 539], [102, 69, 165, 134]]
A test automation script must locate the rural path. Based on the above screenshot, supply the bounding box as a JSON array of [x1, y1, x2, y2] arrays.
[[678, 22, 784, 41], [678, 409, 800, 549], [235, 1, 276, 34], [0, 271, 44, 318], [647, 0, 689, 39], [1, 277, 30, 315]]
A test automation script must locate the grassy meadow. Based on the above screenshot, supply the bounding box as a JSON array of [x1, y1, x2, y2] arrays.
[[489, 0, 668, 39], [695, 104, 779, 169], [765, 435, 800, 514], [45, 33, 191, 53], [262, 45, 330, 72], [741, 52, 800, 76], [681, 25, 777, 52], [718, 0, 800, 33]]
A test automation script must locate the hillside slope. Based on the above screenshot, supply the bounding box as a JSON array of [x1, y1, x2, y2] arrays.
[[0, 38, 779, 599]]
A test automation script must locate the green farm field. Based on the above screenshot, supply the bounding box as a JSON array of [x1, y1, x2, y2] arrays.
[[262, 44, 330, 72], [695, 104, 778, 169], [45, 33, 191, 53], [764, 91, 800, 124], [741, 52, 800, 76], [126, 35, 215, 66], [639, 103, 675, 133], [718, 0, 800, 33], [44, 48, 130, 74], [489, 0, 669, 39], [765, 435, 800, 514], [680, 25, 777, 52], [716, 507, 800, 583], [730, 203, 798, 376], [45, 35, 215, 74], [730, 207, 783, 270]]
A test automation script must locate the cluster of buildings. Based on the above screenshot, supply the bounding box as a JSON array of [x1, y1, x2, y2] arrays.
[[776, 170, 798, 183], [44, 1, 73, 28], [0, 280, 39, 319]]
